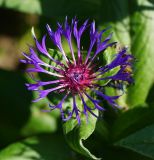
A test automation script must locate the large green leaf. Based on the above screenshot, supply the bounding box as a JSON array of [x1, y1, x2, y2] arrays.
[[115, 124, 154, 159], [0, 134, 73, 160], [63, 110, 100, 160], [126, 0, 154, 107], [0, 0, 100, 17], [21, 104, 58, 137], [111, 105, 154, 142], [99, 0, 154, 108], [0, 0, 41, 14], [99, 0, 131, 45]]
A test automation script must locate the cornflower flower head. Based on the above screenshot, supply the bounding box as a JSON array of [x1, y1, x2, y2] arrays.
[[21, 17, 134, 124]]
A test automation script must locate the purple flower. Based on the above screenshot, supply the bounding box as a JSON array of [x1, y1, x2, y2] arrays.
[[21, 18, 134, 124]]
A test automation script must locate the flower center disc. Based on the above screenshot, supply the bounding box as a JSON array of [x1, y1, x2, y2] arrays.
[[64, 64, 93, 93], [71, 70, 84, 82]]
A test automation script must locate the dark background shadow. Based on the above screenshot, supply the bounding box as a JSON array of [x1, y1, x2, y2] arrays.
[[0, 69, 32, 148]]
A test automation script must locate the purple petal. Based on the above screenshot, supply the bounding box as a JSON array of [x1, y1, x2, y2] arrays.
[[62, 17, 76, 64], [79, 19, 88, 36], [84, 92, 105, 111], [95, 90, 121, 108], [98, 48, 133, 73], [73, 96, 81, 124], [46, 24, 68, 62], [80, 94, 98, 120], [25, 80, 61, 91], [33, 85, 67, 102], [73, 19, 88, 61], [42, 93, 69, 113], [49, 93, 72, 121], [98, 66, 134, 84], [85, 22, 98, 64], [34, 35, 48, 55]]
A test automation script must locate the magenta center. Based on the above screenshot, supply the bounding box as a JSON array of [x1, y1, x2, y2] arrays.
[[62, 64, 94, 93]]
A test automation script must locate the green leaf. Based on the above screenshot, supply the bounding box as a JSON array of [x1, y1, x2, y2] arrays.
[[98, 46, 121, 86], [97, 146, 153, 160], [95, 120, 110, 143], [21, 104, 57, 136], [98, 0, 131, 45], [0, 0, 100, 17], [103, 46, 117, 64], [111, 105, 154, 142], [126, 0, 154, 107], [0, 0, 41, 15], [99, 0, 154, 108], [0, 134, 73, 160], [115, 124, 154, 159], [63, 110, 100, 160]]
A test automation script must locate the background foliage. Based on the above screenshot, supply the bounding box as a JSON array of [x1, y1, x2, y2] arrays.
[[0, 0, 154, 159]]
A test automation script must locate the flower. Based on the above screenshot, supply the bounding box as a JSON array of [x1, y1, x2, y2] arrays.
[[21, 17, 134, 124]]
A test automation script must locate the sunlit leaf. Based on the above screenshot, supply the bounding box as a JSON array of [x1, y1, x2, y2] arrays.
[[63, 110, 100, 160], [21, 104, 57, 136], [99, 0, 154, 108], [0, 0, 100, 17], [0, 0, 41, 15], [126, 0, 154, 107], [0, 134, 73, 160]]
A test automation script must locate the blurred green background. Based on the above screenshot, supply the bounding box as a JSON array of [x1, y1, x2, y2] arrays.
[[0, 0, 154, 160]]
